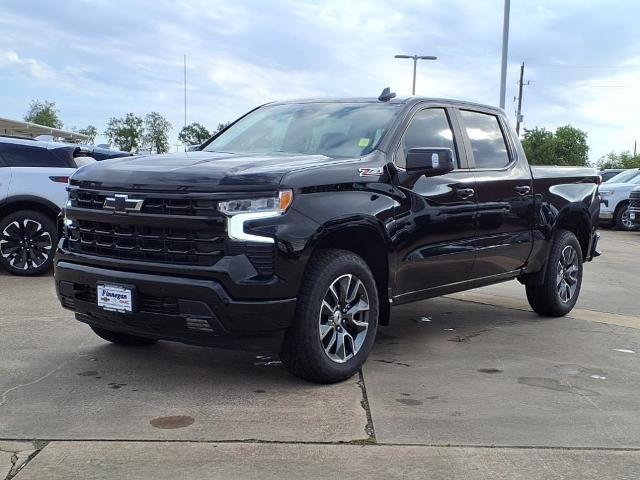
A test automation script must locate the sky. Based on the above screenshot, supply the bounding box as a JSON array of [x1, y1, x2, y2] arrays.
[[1, 0, 639, 162]]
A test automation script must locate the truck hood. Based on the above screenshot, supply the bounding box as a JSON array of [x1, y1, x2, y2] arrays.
[[71, 151, 338, 192]]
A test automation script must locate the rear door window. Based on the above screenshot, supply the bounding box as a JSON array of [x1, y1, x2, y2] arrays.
[[460, 110, 511, 169]]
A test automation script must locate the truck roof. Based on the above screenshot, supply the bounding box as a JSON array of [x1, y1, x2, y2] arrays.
[[268, 96, 506, 115]]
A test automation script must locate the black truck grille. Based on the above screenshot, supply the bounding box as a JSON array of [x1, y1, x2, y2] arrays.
[[69, 190, 218, 216], [65, 188, 276, 276], [629, 198, 640, 209], [68, 219, 224, 266]]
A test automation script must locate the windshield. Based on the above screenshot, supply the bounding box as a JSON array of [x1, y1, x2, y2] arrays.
[[203, 102, 402, 158], [606, 169, 640, 183]]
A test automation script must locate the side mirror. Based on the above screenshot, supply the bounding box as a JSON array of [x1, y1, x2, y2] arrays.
[[186, 144, 201, 152], [406, 148, 455, 177]]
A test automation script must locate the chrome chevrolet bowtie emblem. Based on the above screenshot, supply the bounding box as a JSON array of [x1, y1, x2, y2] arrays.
[[103, 194, 144, 214]]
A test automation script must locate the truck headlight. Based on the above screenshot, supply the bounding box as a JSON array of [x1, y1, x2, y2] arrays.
[[599, 190, 613, 196], [218, 190, 293, 216], [218, 190, 293, 243]]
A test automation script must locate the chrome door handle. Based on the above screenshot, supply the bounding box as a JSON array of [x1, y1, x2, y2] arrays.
[[515, 185, 531, 195], [455, 188, 475, 199]]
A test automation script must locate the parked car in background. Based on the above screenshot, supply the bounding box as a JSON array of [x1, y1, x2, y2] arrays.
[[598, 168, 640, 230], [0, 136, 107, 275], [628, 186, 640, 229], [599, 168, 626, 183], [81, 145, 131, 161]]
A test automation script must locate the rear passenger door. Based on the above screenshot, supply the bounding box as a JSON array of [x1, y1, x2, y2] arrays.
[[0, 154, 10, 201], [392, 106, 478, 299], [1, 142, 74, 210], [456, 108, 533, 277]]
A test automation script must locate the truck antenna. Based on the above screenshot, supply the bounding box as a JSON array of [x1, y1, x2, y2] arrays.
[[378, 87, 396, 102]]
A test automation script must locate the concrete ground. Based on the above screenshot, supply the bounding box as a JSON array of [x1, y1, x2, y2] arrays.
[[1, 230, 639, 479]]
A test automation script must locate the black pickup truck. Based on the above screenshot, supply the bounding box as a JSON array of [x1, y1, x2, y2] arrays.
[[55, 94, 600, 383]]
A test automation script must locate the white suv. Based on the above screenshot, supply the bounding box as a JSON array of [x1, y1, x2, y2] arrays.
[[598, 168, 640, 230], [0, 137, 98, 275]]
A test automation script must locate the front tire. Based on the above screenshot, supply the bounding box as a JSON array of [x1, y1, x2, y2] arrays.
[[0, 210, 57, 276], [526, 229, 583, 317], [91, 326, 158, 346], [280, 249, 379, 384]]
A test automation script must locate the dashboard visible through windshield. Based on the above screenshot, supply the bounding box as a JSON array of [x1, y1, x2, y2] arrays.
[[203, 102, 402, 158]]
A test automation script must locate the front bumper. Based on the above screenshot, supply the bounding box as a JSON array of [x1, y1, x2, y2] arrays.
[[55, 260, 296, 348], [630, 208, 640, 226]]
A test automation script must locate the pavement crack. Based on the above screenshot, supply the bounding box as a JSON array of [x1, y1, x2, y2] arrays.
[[357, 369, 377, 443], [4, 441, 47, 480], [0, 361, 71, 410], [0, 344, 91, 410]]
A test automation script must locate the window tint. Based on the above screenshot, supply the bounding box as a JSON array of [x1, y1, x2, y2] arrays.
[[0, 154, 6, 167], [204, 103, 401, 158], [460, 110, 510, 169], [396, 108, 456, 168], [0, 144, 68, 168]]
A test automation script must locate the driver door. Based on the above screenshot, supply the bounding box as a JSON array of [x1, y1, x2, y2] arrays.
[[392, 106, 478, 301]]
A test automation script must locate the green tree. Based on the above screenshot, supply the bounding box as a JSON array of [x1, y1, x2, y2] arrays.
[[104, 113, 144, 152], [24, 100, 63, 129], [213, 122, 231, 135], [521, 125, 589, 166], [178, 122, 211, 146], [78, 125, 98, 144], [553, 125, 589, 166], [597, 151, 640, 170], [520, 127, 555, 165], [143, 112, 172, 154]]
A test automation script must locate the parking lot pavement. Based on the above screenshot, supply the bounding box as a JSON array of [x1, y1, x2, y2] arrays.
[[2, 230, 639, 478]]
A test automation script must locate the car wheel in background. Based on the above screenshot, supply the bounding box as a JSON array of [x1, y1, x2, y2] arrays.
[[0, 210, 58, 276], [525, 229, 583, 317], [614, 203, 635, 230], [280, 249, 379, 384]]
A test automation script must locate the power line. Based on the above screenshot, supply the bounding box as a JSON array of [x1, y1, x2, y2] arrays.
[[528, 62, 640, 69], [528, 80, 630, 88]]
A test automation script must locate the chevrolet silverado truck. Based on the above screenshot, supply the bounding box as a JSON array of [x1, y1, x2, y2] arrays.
[[54, 93, 600, 383]]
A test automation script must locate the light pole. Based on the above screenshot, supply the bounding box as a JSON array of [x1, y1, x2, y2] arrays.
[[499, 0, 511, 109], [394, 54, 437, 95]]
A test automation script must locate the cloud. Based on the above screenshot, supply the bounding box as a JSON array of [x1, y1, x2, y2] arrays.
[[1, 0, 639, 159]]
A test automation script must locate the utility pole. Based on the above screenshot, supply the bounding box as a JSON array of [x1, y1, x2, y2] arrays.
[[499, 0, 511, 108], [634, 140, 637, 157], [183, 54, 187, 130], [394, 54, 438, 95], [515, 62, 528, 136]]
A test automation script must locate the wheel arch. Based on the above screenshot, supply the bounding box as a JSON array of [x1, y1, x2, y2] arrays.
[[613, 199, 630, 220], [554, 207, 592, 261], [521, 206, 592, 287], [0, 195, 61, 222], [308, 220, 392, 325]]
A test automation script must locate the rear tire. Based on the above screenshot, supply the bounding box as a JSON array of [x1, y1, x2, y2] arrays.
[[0, 210, 57, 276], [280, 249, 378, 384], [91, 326, 158, 346], [526, 229, 583, 317]]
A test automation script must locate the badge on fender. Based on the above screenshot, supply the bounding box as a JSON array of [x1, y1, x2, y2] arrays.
[[358, 167, 384, 177]]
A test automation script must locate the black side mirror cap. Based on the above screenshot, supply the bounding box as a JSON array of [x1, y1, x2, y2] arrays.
[[405, 148, 455, 177]]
